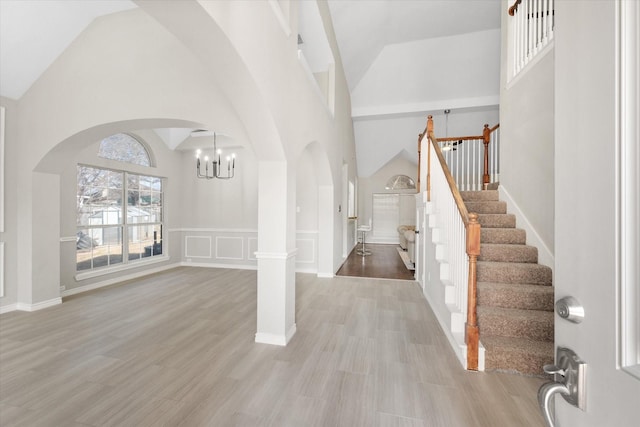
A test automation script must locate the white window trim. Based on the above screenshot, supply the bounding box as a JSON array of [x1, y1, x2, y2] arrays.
[[76, 165, 165, 276], [75, 254, 170, 281]]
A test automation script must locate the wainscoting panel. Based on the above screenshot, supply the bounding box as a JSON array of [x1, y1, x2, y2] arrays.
[[296, 239, 315, 264], [185, 236, 212, 259], [176, 229, 318, 273], [295, 231, 318, 273], [215, 236, 244, 260]]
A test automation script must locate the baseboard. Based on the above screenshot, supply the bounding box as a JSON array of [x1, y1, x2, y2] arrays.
[[0, 297, 63, 313], [499, 186, 555, 271], [0, 303, 17, 314], [63, 263, 181, 297], [317, 272, 334, 278], [180, 261, 257, 270], [255, 323, 297, 346]]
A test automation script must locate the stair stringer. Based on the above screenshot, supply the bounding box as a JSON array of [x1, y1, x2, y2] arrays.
[[499, 185, 555, 270]]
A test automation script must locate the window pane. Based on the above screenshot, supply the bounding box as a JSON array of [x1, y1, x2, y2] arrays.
[[128, 190, 140, 207], [76, 229, 94, 271], [77, 167, 123, 226], [127, 174, 139, 190], [108, 171, 123, 189], [98, 133, 151, 166], [128, 224, 162, 261], [127, 174, 162, 225], [76, 227, 122, 270]]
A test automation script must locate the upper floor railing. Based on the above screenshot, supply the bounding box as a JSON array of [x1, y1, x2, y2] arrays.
[[437, 123, 500, 191], [509, 0, 555, 78]]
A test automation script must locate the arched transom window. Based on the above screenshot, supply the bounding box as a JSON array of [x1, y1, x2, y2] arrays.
[[98, 133, 151, 166]]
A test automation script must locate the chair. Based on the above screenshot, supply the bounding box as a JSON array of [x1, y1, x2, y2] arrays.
[[356, 218, 372, 256]]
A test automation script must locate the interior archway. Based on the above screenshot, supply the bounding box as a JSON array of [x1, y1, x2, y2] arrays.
[[297, 141, 334, 276]]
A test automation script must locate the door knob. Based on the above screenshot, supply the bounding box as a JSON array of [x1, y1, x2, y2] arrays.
[[538, 347, 587, 427], [543, 364, 566, 377]]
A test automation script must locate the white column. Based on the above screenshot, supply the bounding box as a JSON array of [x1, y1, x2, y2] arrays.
[[254, 160, 297, 346]]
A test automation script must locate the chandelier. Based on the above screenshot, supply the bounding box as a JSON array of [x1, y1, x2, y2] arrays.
[[442, 109, 461, 152], [193, 131, 235, 180]]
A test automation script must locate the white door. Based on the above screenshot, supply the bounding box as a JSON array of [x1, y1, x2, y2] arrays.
[[553, 1, 639, 425]]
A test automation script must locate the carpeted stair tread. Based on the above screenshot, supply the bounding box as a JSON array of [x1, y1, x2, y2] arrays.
[[477, 306, 553, 341], [479, 243, 538, 263], [478, 282, 554, 311], [465, 201, 507, 214], [477, 261, 552, 285], [477, 213, 516, 228], [460, 190, 499, 201], [481, 335, 554, 375], [443, 187, 556, 375], [481, 228, 527, 244]]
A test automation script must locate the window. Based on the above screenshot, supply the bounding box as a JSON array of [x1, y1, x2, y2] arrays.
[[76, 133, 162, 273], [77, 166, 163, 272], [98, 133, 151, 166], [385, 175, 416, 190]]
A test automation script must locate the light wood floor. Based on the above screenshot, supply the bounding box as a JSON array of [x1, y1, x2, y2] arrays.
[[0, 267, 546, 426]]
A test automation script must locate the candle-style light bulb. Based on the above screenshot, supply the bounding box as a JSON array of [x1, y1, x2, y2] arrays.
[[204, 155, 209, 162], [196, 149, 201, 159]]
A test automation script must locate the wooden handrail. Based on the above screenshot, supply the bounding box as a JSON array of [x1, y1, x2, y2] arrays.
[[508, 0, 522, 16], [437, 135, 482, 142], [425, 115, 469, 225]]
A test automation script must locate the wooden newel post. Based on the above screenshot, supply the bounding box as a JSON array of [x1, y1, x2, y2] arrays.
[[426, 115, 433, 201], [482, 124, 490, 188], [466, 212, 481, 370]]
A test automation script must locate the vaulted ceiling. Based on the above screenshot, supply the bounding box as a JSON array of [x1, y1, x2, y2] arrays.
[[327, 0, 501, 93], [0, 0, 502, 175]]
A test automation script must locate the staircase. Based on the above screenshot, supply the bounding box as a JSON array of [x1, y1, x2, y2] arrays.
[[461, 189, 554, 376]]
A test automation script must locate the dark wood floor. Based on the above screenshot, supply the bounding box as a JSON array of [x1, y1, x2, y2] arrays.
[[337, 244, 415, 281]]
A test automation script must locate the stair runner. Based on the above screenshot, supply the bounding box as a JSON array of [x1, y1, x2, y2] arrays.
[[461, 189, 554, 376]]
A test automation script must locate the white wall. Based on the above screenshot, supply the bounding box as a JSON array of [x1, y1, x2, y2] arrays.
[[499, 0, 554, 263], [0, 1, 358, 312], [0, 97, 17, 306]]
